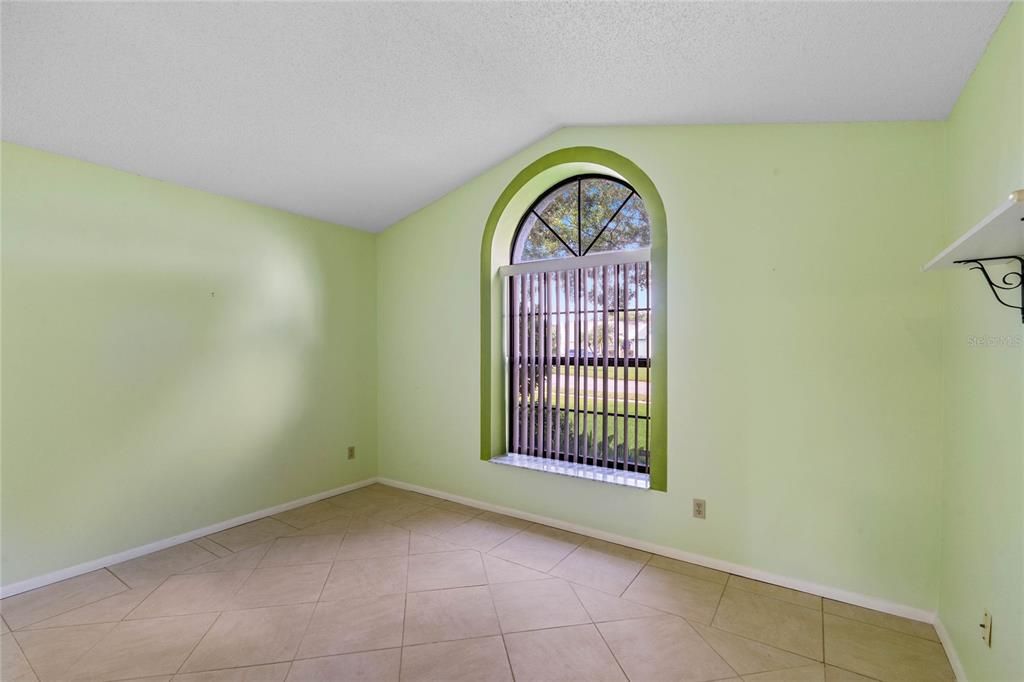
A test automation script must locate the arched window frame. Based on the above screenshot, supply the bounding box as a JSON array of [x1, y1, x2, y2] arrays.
[[480, 147, 668, 492]]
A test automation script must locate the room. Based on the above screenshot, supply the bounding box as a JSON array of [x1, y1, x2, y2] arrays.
[[1, 1, 1021, 681]]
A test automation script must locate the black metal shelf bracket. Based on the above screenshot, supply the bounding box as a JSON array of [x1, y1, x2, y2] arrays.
[[953, 256, 1024, 324]]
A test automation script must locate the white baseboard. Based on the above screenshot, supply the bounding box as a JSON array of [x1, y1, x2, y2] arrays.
[[934, 617, 968, 681], [0, 477, 377, 598], [377, 476, 937, 624]]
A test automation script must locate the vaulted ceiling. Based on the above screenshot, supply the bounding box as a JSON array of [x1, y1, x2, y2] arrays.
[[1, 1, 1010, 231]]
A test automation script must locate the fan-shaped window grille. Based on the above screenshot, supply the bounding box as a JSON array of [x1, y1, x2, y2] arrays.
[[512, 176, 651, 263]]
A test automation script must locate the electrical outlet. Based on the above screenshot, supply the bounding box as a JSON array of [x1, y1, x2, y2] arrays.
[[980, 610, 992, 647], [347, 446, 356, 460], [693, 498, 706, 519]]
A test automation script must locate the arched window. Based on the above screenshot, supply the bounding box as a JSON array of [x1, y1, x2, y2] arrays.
[[503, 175, 652, 481]]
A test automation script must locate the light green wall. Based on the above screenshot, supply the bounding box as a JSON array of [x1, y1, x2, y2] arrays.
[[939, 4, 1023, 681], [1, 142, 378, 585], [378, 122, 948, 611]]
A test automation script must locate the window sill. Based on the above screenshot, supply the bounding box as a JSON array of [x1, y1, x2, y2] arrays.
[[490, 453, 651, 490]]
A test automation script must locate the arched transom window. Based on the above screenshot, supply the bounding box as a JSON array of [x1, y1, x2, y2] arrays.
[[512, 175, 651, 263], [502, 175, 652, 485]]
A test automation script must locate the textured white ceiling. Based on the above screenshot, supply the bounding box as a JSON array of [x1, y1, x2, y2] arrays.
[[1, 1, 1010, 231]]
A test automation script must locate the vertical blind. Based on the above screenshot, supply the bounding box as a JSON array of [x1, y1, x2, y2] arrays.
[[503, 251, 651, 474]]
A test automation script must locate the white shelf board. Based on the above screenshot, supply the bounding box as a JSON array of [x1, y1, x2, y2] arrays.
[[924, 190, 1024, 271]]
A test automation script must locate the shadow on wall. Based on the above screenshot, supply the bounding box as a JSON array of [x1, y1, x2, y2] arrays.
[[6, 210, 323, 536]]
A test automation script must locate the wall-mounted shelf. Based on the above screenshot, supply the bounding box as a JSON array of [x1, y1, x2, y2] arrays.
[[924, 190, 1024, 271], [924, 190, 1024, 323]]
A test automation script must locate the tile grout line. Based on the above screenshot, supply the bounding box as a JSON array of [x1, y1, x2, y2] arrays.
[[711, 619, 824, 664], [289, 644, 401, 665], [822, 592, 828, 665], [638, 561, 732, 595], [119, 571, 181, 622], [27, 577, 165, 676], [15, 583, 151, 633], [7, 580, 131, 631], [398, 532, 412, 680], [496, 620, 633, 637], [485, 576, 518, 682], [499, 631, 517, 682], [105, 566, 133, 592], [681, 620, 743, 680], [686, 616, 820, 666], [726, 576, 824, 614], [171, 653, 300, 677], [544, 541, 583, 577], [825, 610, 946, 645], [698, 575, 824, 666], [268, 516, 304, 532], [221, 564, 258, 613], [6, 630, 45, 682], [486, 523, 582, 575], [567, 582, 603, 623], [174, 610, 223, 675], [149, 542, 237, 581], [615, 553, 653, 599], [591, 619, 632, 681], [316, 531, 348, 603], [827, 662, 884, 681], [482, 579, 507, 665], [185, 540, 228, 565], [200, 536, 238, 556], [708, 580, 729, 631], [286, 589, 321, 672]]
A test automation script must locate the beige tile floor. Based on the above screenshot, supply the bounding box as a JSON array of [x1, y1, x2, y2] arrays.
[[1, 484, 955, 682]]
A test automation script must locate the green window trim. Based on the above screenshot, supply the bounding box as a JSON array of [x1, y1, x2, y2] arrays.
[[479, 147, 669, 492]]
